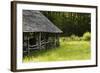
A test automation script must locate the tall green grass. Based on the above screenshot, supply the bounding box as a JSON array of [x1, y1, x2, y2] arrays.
[[23, 38, 91, 62]]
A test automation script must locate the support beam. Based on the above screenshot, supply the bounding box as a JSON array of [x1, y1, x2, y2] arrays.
[[57, 34, 60, 47], [39, 32, 41, 50], [27, 35, 30, 55], [55, 34, 57, 47]]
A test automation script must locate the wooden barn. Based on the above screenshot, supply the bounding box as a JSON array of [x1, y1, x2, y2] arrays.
[[23, 10, 62, 54]]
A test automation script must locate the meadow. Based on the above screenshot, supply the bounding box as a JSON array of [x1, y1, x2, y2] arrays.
[[23, 37, 91, 62]]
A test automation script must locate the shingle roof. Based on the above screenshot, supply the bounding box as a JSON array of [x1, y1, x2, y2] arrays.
[[23, 10, 62, 33]]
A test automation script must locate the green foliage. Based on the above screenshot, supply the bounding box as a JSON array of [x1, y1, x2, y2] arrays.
[[61, 35, 81, 41], [41, 11, 91, 36], [61, 32, 91, 41], [82, 32, 91, 41], [61, 37, 71, 41], [70, 34, 76, 40], [70, 34, 81, 41]]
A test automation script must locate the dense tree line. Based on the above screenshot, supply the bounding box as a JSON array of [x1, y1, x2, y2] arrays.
[[41, 11, 91, 36]]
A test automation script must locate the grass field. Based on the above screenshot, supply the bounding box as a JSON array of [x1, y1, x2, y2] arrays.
[[23, 38, 91, 62]]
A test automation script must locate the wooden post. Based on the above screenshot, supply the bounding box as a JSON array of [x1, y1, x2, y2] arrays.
[[27, 36, 30, 55], [55, 34, 57, 47], [57, 34, 60, 47], [44, 33, 46, 49], [39, 32, 41, 50]]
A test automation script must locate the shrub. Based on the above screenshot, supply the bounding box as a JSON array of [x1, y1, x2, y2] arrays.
[[65, 37, 72, 41], [74, 36, 81, 41], [70, 34, 80, 41], [82, 32, 91, 41], [61, 37, 71, 41], [70, 34, 76, 40]]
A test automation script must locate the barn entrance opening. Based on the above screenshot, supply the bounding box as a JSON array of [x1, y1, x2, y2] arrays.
[[29, 38, 36, 46]]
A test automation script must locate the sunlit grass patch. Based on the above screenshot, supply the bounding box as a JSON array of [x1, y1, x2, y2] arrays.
[[23, 38, 91, 62]]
